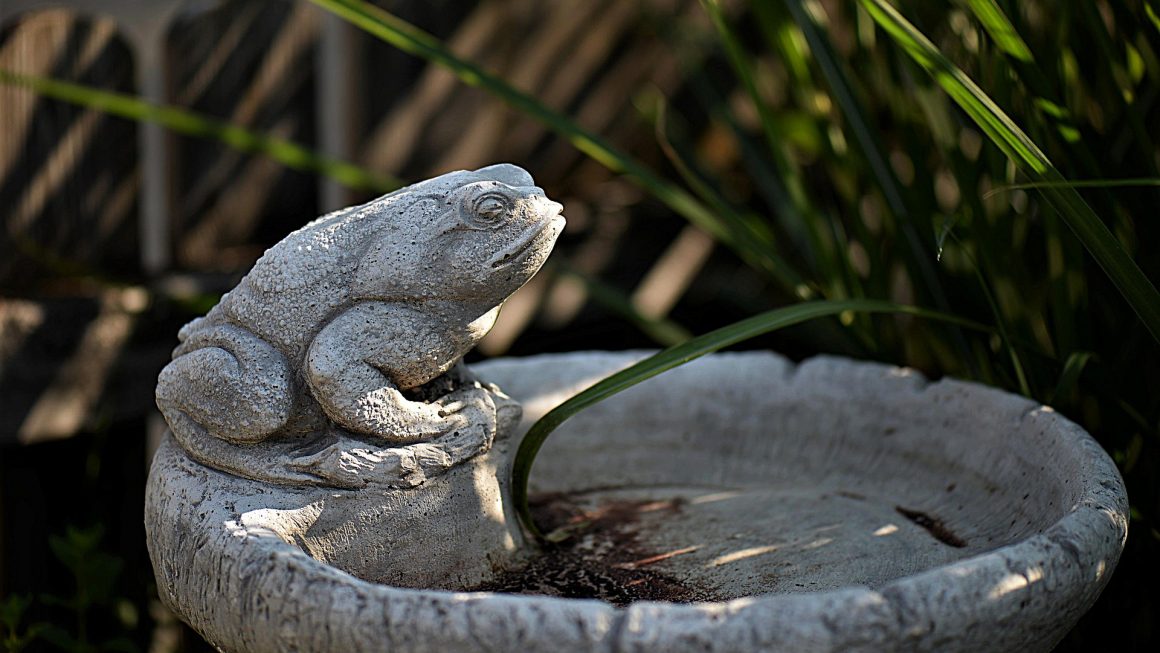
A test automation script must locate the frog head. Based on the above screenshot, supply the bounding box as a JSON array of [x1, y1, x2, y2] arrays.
[[354, 164, 565, 309]]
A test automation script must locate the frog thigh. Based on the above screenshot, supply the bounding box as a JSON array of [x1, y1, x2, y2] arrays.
[[156, 323, 293, 444]]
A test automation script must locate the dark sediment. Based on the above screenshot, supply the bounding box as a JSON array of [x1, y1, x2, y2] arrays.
[[895, 505, 968, 548], [467, 493, 719, 606]]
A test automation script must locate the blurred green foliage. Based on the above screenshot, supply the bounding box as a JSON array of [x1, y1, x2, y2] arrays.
[[39, 526, 139, 653], [1, 526, 140, 653], [1, 594, 45, 653]]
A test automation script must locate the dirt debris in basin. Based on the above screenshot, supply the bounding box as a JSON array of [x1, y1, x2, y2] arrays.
[[468, 493, 721, 606], [895, 505, 968, 548]]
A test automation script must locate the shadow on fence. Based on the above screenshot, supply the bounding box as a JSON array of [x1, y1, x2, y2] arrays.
[[0, 1, 726, 649]]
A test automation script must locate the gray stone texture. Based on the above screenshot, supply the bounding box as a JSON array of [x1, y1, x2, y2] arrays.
[[154, 164, 563, 488], [147, 351, 1128, 652]]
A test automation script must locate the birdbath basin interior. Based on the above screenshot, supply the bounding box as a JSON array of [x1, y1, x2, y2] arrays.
[[480, 351, 1095, 601], [146, 350, 1127, 653]]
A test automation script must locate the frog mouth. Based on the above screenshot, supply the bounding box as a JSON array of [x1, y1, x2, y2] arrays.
[[489, 215, 564, 268]]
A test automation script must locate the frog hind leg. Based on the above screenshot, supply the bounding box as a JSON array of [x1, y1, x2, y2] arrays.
[[156, 323, 293, 444]]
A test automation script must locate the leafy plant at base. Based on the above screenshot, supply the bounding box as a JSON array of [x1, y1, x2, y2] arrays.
[[39, 525, 139, 653], [1, 595, 46, 653], [0, 526, 140, 653]]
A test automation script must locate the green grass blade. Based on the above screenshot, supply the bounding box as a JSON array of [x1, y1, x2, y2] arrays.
[[961, 0, 1089, 150], [958, 234, 1033, 396], [859, 0, 1160, 345], [0, 69, 400, 192], [781, 0, 906, 218], [859, 1, 1048, 171], [702, 0, 836, 283], [778, 0, 968, 360], [1049, 351, 1094, 406], [308, 0, 784, 284], [961, 0, 1034, 63], [651, 99, 806, 291], [699, 0, 783, 170], [1148, 0, 1160, 35], [512, 298, 992, 538], [1074, 1, 1157, 171], [556, 265, 693, 347], [983, 178, 1160, 199], [681, 71, 818, 281]]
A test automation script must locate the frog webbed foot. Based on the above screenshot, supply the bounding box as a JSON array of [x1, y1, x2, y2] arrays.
[[397, 384, 497, 441], [285, 390, 501, 488], [285, 439, 411, 489], [435, 380, 521, 439]]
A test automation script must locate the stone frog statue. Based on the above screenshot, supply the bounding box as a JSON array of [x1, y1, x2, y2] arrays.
[[156, 164, 565, 488]]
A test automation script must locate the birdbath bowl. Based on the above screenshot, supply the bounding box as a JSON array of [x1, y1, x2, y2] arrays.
[[146, 350, 1127, 653]]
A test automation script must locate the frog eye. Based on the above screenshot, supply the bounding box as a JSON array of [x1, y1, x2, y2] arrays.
[[469, 192, 512, 225]]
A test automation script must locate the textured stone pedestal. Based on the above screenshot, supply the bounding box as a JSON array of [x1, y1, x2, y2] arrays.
[[146, 351, 1128, 652]]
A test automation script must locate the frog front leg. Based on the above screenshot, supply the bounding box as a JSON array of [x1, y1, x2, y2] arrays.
[[305, 303, 484, 442]]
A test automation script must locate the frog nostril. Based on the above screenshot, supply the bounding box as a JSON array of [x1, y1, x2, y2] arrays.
[[537, 198, 564, 215]]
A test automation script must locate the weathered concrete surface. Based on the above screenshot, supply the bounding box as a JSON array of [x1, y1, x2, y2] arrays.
[[154, 164, 563, 488], [147, 351, 1127, 652]]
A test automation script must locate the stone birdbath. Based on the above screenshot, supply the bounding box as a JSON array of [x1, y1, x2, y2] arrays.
[[145, 165, 1128, 652]]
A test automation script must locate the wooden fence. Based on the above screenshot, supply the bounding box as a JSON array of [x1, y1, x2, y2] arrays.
[[0, 0, 716, 446]]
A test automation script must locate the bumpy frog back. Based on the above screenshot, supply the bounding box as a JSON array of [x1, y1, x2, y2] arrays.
[[217, 203, 387, 362]]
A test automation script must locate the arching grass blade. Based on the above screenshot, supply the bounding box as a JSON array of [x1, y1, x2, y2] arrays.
[[511, 298, 991, 538]]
